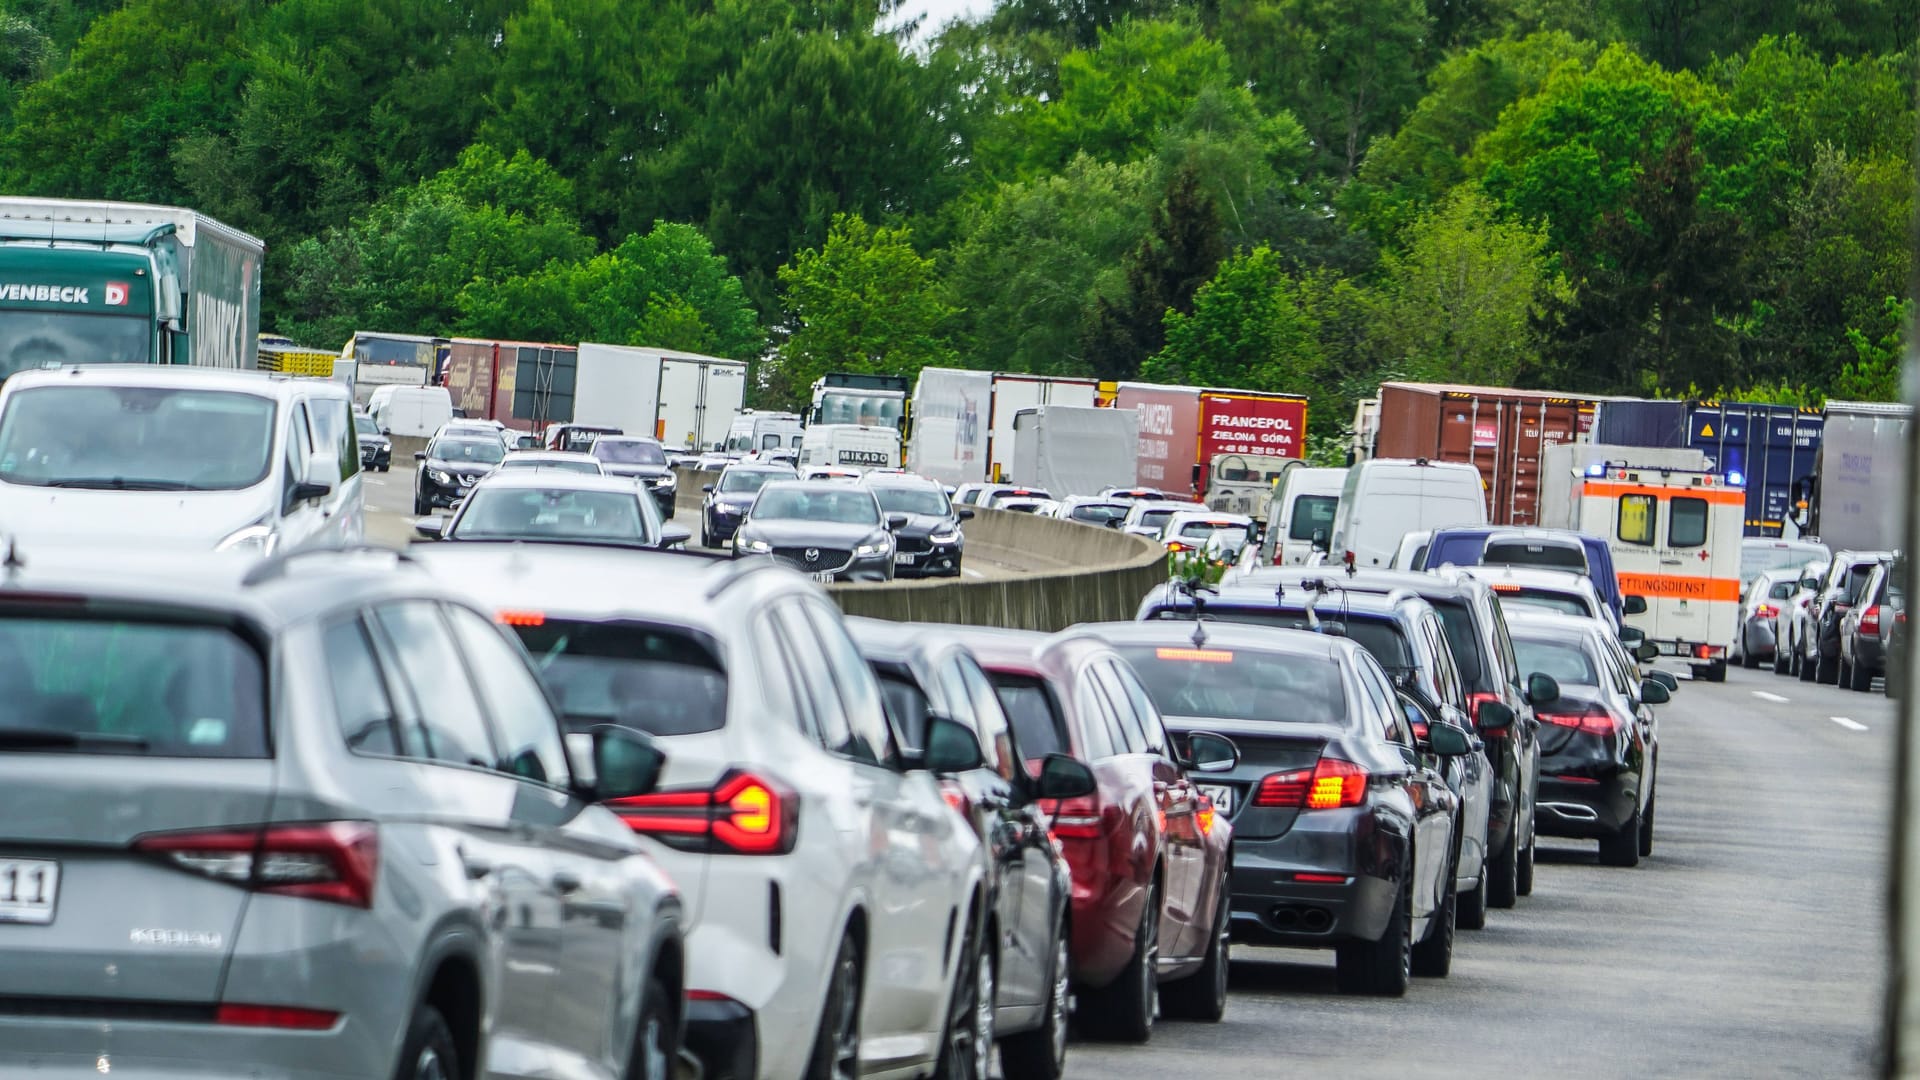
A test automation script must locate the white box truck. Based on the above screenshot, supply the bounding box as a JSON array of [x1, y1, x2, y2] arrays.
[[572, 343, 747, 453], [908, 368, 1098, 486], [1010, 405, 1139, 497], [987, 373, 1099, 484], [1804, 400, 1910, 551]]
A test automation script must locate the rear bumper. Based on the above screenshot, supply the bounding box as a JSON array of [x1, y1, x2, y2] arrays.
[[684, 997, 758, 1080], [1743, 619, 1777, 655], [1536, 774, 1638, 837], [1220, 810, 1403, 948], [0, 1016, 374, 1078], [1850, 636, 1887, 673]]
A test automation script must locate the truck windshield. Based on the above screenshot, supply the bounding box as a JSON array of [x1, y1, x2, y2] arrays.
[[0, 312, 149, 378], [0, 384, 275, 491]]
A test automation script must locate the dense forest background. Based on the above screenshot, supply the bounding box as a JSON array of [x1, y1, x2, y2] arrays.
[[0, 0, 1911, 428]]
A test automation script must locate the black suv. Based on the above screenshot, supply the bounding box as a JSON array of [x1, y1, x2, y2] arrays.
[[1805, 549, 1895, 685], [862, 473, 972, 578], [413, 430, 506, 513]]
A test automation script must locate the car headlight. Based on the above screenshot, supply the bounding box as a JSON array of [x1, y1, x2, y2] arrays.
[[431, 469, 453, 485], [929, 528, 962, 544], [855, 535, 893, 558], [654, 475, 676, 488], [215, 523, 277, 556], [738, 536, 773, 554]]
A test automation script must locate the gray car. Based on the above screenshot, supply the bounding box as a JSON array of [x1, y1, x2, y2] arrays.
[[0, 544, 685, 1080], [1735, 567, 1801, 668]]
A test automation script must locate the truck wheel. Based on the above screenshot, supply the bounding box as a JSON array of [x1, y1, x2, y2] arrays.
[[1693, 659, 1726, 683]]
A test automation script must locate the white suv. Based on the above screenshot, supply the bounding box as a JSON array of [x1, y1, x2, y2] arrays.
[[415, 544, 991, 1080]]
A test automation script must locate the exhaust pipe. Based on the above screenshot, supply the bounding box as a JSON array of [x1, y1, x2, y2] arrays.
[[1540, 801, 1599, 822], [1268, 906, 1300, 930], [1299, 908, 1334, 933]]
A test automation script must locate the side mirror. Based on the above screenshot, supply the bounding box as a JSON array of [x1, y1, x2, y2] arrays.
[[702, 484, 715, 493], [587, 724, 665, 801], [919, 715, 986, 773], [1634, 642, 1659, 663], [1526, 672, 1560, 706], [956, 508, 975, 521], [1649, 670, 1679, 692], [1179, 731, 1239, 773], [1476, 700, 1516, 733], [414, 451, 427, 462], [1623, 595, 1649, 615], [885, 512, 911, 532], [1427, 723, 1472, 757], [660, 524, 691, 549], [1032, 754, 1096, 800], [380, 427, 392, 437], [412, 516, 446, 541], [1640, 678, 1672, 705]]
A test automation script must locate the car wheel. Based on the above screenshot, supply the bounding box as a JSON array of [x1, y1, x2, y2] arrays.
[[999, 920, 1070, 1080], [1516, 819, 1536, 898], [1638, 790, 1656, 858], [1486, 825, 1518, 909], [1411, 857, 1457, 978], [624, 978, 677, 1080], [413, 494, 429, 516], [1083, 881, 1158, 1042], [1817, 651, 1839, 685], [700, 521, 712, 548], [1774, 642, 1791, 675], [935, 915, 993, 1080], [1456, 856, 1488, 931], [392, 1003, 459, 1080], [805, 933, 863, 1080], [1741, 632, 1760, 669], [1160, 877, 1229, 1021], [1799, 643, 1816, 681], [1598, 813, 1641, 868], [1851, 653, 1874, 692], [1334, 876, 1410, 997]]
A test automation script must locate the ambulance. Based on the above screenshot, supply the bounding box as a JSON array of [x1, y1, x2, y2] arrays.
[[1574, 461, 1744, 681]]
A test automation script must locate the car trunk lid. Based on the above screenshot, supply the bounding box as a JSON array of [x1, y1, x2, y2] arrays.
[[1167, 717, 1340, 839]]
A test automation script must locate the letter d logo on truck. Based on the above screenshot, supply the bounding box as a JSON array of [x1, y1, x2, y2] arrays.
[[104, 283, 128, 306]]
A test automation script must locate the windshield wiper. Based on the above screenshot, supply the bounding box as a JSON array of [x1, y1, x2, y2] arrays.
[[42, 477, 196, 491], [0, 727, 150, 751]]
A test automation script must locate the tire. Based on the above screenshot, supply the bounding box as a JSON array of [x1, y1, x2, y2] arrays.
[[624, 977, 677, 1080], [1082, 882, 1158, 1042], [1799, 644, 1816, 681], [1410, 862, 1456, 978], [392, 1003, 460, 1080], [1817, 650, 1839, 685], [805, 933, 864, 1080], [1741, 634, 1760, 669], [1334, 877, 1411, 997], [1851, 653, 1874, 692], [1598, 814, 1641, 868], [999, 921, 1070, 1080], [1774, 642, 1791, 675], [1516, 820, 1536, 898], [1699, 659, 1727, 683], [700, 521, 713, 549], [1638, 790, 1656, 858], [935, 914, 993, 1080], [1456, 860, 1488, 931], [414, 494, 429, 516], [1160, 879, 1229, 1021], [1486, 825, 1518, 910]]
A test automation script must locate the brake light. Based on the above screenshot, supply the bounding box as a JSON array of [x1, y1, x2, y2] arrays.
[[608, 769, 800, 855], [1692, 644, 1725, 659], [1862, 605, 1882, 635], [1045, 795, 1103, 839], [1409, 721, 1429, 741], [938, 779, 970, 818], [1537, 706, 1621, 736], [1468, 692, 1506, 737], [133, 822, 379, 909], [1253, 755, 1367, 810], [497, 610, 546, 627], [216, 1004, 341, 1030], [1756, 603, 1778, 619], [1166, 541, 1190, 552], [1194, 793, 1216, 836]]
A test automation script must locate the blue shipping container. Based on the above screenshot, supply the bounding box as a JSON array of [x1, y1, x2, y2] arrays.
[[1591, 399, 1823, 538]]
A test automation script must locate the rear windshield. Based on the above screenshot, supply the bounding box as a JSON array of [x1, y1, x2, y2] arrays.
[[594, 439, 666, 465], [1112, 642, 1347, 724], [1138, 509, 1177, 530], [989, 674, 1069, 761], [1289, 495, 1338, 541], [1493, 588, 1591, 618], [719, 468, 794, 494], [1845, 563, 1881, 604], [452, 487, 650, 545], [1509, 634, 1600, 688], [1484, 540, 1586, 572], [1070, 503, 1129, 526], [0, 616, 266, 757], [511, 620, 726, 736], [1744, 542, 1830, 581], [1767, 579, 1797, 601]]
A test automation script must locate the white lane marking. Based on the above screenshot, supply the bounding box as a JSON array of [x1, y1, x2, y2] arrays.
[[1752, 691, 1790, 703], [1830, 716, 1868, 732], [964, 568, 985, 580]]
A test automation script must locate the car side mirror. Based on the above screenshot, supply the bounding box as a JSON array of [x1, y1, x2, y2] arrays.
[[1476, 700, 1516, 733], [660, 524, 691, 549], [885, 512, 911, 532], [1623, 595, 1649, 615], [586, 724, 665, 801], [412, 516, 446, 541], [1640, 678, 1672, 705], [1634, 642, 1659, 663], [702, 484, 715, 493], [1179, 731, 1239, 773], [1648, 670, 1679, 692], [1427, 722, 1472, 757], [956, 508, 975, 521], [414, 451, 427, 462], [1619, 625, 1645, 647], [918, 715, 986, 773], [1526, 672, 1561, 706], [1032, 754, 1096, 800]]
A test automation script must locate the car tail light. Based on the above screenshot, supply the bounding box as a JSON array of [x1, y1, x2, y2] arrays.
[[1253, 755, 1366, 810], [608, 769, 799, 856], [1899, 611, 1908, 626], [1756, 603, 1779, 619], [1043, 795, 1103, 839], [215, 1004, 341, 1030], [938, 779, 970, 818], [1166, 541, 1190, 553], [1468, 692, 1506, 737], [1194, 793, 1217, 836], [1409, 720, 1429, 741], [1692, 644, 1725, 659], [133, 822, 379, 909], [1536, 705, 1621, 737], [1862, 606, 1882, 635]]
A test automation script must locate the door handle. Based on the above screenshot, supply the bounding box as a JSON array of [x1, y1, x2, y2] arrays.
[[458, 849, 492, 881], [551, 870, 583, 895]]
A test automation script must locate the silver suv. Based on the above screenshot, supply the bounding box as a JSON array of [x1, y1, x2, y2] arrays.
[[0, 544, 684, 1080]]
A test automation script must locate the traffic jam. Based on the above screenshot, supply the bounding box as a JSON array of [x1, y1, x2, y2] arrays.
[[0, 200, 1904, 1080]]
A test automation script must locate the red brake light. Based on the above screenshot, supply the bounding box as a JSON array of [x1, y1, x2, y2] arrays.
[[1468, 692, 1506, 737], [216, 1004, 341, 1030], [1253, 755, 1366, 810], [1409, 721, 1430, 741], [497, 610, 546, 627], [1045, 794, 1103, 839], [1862, 605, 1882, 635], [609, 769, 800, 856], [1756, 603, 1778, 619], [133, 822, 379, 909], [1537, 706, 1621, 737], [938, 780, 970, 818]]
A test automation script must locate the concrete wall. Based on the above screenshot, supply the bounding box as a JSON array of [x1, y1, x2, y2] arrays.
[[674, 467, 721, 515]]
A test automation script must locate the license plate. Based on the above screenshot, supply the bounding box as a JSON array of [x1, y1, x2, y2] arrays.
[[1197, 784, 1236, 815], [895, 553, 917, 565], [812, 571, 837, 583], [1657, 642, 1686, 656], [0, 858, 59, 925]]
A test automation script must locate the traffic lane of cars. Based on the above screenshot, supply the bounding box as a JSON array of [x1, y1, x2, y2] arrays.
[[1062, 665, 1888, 1080]]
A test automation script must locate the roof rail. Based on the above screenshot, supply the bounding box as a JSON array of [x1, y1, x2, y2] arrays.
[[241, 543, 418, 588], [704, 555, 792, 600]]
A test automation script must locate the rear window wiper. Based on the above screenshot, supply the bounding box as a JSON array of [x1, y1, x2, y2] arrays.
[[0, 727, 151, 751]]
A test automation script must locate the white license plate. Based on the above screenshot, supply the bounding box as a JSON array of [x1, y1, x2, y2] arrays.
[[1657, 642, 1686, 656], [812, 571, 837, 583], [1198, 784, 1236, 815], [0, 858, 59, 925], [895, 553, 917, 565]]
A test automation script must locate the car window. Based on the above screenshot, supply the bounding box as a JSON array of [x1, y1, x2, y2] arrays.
[[1074, 669, 1124, 759], [1511, 634, 1599, 687], [1423, 615, 1465, 710], [801, 601, 897, 767], [311, 396, 357, 481], [322, 616, 402, 756], [1354, 655, 1407, 745], [444, 606, 569, 786], [515, 618, 728, 736], [1107, 661, 1168, 755], [1289, 494, 1339, 541], [958, 658, 1017, 781], [1669, 497, 1708, 548], [877, 668, 932, 751], [1428, 598, 1489, 691], [770, 605, 853, 754], [1618, 494, 1656, 546], [372, 602, 497, 769], [1094, 662, 1151, 753], [932, 653, 980, 736], [1846, 563, 1880, 604], [282, 401, 311, 509]]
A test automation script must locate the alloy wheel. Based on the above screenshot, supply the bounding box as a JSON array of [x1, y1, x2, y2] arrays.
[[1048, 935, 1070, 1065], [413, 1046, 451, 1080], [971, 945, 996, 1080], [1139, 897, 1160, 1023], [830, 950, 861, 1080]]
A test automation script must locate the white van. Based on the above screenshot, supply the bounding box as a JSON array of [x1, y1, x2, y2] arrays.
[[0, 365, 365, 554], [797, 423, 901, 472], [1257, 464, 1347, 566], [368, 384, 452, 439], [1329, 458, 1487, 569]]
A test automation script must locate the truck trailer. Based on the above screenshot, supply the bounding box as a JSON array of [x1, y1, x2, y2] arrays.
[[907, 367, 1099, 486], [1010, 405, 1139, 497], [570, 343, 746, 453], [1112, 382, 1308, 501], [0, 197, 263, 380], [1590, 398, 1822, 538], [1799, 400, 1910, 551]]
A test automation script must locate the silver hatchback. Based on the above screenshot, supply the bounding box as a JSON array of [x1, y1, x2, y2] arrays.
[[0, 545, 684, 1080]]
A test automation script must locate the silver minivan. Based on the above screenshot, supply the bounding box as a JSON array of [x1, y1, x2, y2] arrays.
[[0, 544, 685, 1080], [0, 364, 364, 554]]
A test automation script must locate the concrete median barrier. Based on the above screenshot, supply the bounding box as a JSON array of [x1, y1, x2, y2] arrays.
[[675, 467, 720, 515]]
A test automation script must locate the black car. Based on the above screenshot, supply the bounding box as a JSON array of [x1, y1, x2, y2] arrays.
[[589, 435, 679, 519], [731, 480, 904, 582], [413, 471, 689, 549], [848, 619, 1093, 1077], [353, 412, 391, 471], [1224, 566, 1545, 910], [1503, 611, 1666, 867], [1805, 550, 1894, 684], [700, 463, 799, 548], [864, 473, 972, 578], [1071, 621, 1469, 996], [413, 431, 506, 513], [1139, 578, 1498, 931]]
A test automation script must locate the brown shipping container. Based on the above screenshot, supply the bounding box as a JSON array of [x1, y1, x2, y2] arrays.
[[443, 339, 533, 432], [1373, 382, 1604, 526]]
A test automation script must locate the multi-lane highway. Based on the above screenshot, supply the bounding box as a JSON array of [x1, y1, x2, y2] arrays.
[[1066, 666, 1891, 1079]]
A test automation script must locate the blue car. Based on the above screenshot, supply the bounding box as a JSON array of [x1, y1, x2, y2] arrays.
[[1421, 527, 1626, 622]]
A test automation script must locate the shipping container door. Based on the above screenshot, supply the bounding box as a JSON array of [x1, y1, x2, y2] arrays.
[[512, 346, 576, 428], [1436, 397, 1499, 519], [699, 364, 746, 452], [989, 378, 1046, 483], [655, 360, 703, 450]]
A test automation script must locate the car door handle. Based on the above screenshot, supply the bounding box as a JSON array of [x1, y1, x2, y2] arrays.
[[551, 871, 583, 895]]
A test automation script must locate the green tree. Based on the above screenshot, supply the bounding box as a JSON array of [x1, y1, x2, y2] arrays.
[[1082, 167, 1227, 380], [775, 214, 956, 408], [1141, 246, 1324, 394]]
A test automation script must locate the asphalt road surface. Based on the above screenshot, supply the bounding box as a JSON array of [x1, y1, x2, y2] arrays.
[[1064, 663, 1891, 1080]]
